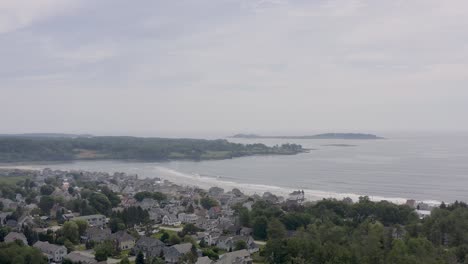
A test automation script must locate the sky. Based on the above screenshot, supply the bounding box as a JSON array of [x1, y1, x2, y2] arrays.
[[1, 0, 468, 138]]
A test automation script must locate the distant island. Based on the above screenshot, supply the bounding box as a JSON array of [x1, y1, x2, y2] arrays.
[[0, 135, 306, 163], [231, 133, 384, 140]]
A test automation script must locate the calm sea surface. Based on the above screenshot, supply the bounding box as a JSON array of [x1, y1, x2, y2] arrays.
[[12, 133, 468, 203]]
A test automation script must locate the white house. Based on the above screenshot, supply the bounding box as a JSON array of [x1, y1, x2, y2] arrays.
[[162, 214, 181, 226], [178, 213, 198, 224], [73, 214, 106, 227]]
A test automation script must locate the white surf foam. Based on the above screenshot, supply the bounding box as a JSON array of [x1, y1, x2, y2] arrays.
[[150, 166, 410, 204]]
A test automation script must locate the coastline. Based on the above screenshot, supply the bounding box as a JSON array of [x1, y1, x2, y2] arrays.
[[0, 163, 441, 206]]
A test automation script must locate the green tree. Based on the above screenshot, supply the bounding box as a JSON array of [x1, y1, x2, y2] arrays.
[[202, 248, 219, 260], [234, 240, 247, 250], [160, 231, 169, 243], [169, 233, 181, 245], [120, 257, 130, 264], [181, 223, 199, 236], [38, 195, 55, 214], [136, 251, 145, 264], [89, 192, 112, 215], [0, 241, 48, 263], [267, 218, 286, 240], [253, 216, 268, 240], [63, 221, 80, 244], [74, 219, 88, 237], [200, 197, 218, 210], [94, 240, 116, 261], [95, 247, 108, 262], [40, 185, 55, 195]]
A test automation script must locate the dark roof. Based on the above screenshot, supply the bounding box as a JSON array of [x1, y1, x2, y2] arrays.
[[136, 236, 165, 248], [111, 231, 135, 243]]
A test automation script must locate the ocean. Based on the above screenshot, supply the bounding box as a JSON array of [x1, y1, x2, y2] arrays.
[[8, 132, 468, 204]]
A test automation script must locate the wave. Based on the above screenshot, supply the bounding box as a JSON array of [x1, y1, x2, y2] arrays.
[[150, 166, 423, 205]]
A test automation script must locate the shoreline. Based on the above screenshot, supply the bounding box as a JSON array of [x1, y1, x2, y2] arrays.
[[0, 164, 442, 206]]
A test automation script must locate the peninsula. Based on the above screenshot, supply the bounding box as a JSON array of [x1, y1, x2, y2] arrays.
[[231, 133, 384, 140], [0, 135, 305, 163]]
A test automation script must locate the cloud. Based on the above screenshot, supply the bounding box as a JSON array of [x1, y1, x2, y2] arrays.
[[1, 0, 468, 134], [0, 0, 79, 34]]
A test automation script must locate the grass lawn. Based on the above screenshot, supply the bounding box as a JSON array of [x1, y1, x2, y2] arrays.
[[75, 244, 86, 251], [252, 251, 266, 263], [151, 229, 177, 239], [0, 175, 31, 185], [200, 151, 232, 159]]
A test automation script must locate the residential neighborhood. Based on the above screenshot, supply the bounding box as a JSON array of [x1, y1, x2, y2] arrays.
[[0, 168, 268, 263], [0, 167, 444, 264]]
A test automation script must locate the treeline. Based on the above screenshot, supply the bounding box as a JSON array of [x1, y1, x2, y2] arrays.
[[234, 197, 468, 264], [0, 136, 304, 162]]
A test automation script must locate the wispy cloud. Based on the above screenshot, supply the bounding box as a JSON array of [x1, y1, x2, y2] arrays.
[[0, 0, 79, 34], [1, 0, 468, 134]]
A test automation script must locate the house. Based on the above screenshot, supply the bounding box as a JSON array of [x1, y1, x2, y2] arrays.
[[196, 256, 214, 264], [33, 241, 67, 263], [83, 227, 111, 243], [51, 189, 73, 202], [239, 227, 253, 237], [195, 218, 218, 231], [4, 232, 28, 245], [149, 208, 168, 223], [208, 187, 224, 197], [242, 201, 254, 211], [217, 217, 236, 233], [163, 243, 193, 263], [74, 214, 106, 227], [195, 231, 219, 246], [133, 236, 166, 259], [216, 236, 258, 254], [416, 209, 431, 219], [216, 236, 233, 251], [138, 198, 159, 210], [178, 213, 198, 224], [0, 212, 12, 225], [287, 190, 305, 204], [64, 252, 97, 264], [208, 207, 222, 219], [17, 215, 35, 230], [0, 198, 17, 210], [111, 231, 136, 250], [406, 199, 416, 208], [216, 249, 252, 264], [162, 214, 181, 226]]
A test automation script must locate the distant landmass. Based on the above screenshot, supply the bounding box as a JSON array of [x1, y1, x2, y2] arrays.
[[0, 133, 93, 138], [231, 133, 384, 140], [0, 135, 306, 163]]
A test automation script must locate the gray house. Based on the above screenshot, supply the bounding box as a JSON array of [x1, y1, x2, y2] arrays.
[[216, 249, 252, 264], [163, 243, 193, 263], [33, 241, 67, 263], [133, 236, 166, 259], [83, 227, 111, 243], [4, 232, 28, 245], [111, 231, 136, 251]]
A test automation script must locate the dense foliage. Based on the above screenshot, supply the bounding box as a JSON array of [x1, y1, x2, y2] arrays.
[[0, 241, 48, 264], [0, 136, 304, 162], [234, 198, 468, 264], [134, 191, 167, 202]]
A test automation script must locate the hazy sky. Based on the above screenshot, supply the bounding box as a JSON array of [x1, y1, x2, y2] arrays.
[[1, 0, 468, 137]]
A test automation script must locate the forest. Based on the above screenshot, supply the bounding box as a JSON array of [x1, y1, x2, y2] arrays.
[[234, 198, 468, 264], [0, 136, 304, 162]]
